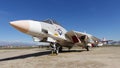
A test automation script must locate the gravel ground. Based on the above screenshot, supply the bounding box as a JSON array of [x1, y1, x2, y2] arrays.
[[0, 46, 120, 68]]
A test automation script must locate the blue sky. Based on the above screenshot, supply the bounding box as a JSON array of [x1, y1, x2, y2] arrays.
[[0, 0, 120, 42]]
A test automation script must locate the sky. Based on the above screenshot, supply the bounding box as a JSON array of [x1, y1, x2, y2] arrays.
[[0, 0, 120, 42]]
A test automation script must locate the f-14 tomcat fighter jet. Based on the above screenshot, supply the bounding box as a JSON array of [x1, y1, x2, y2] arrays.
[[10, 19, 100, 55]]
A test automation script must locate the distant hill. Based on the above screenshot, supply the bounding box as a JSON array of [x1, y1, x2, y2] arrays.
[[0, 41, 36, 46]]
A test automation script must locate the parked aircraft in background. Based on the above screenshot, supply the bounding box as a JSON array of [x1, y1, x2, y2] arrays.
[[100, 38, 113, 45], [10, 19, 100, 55]]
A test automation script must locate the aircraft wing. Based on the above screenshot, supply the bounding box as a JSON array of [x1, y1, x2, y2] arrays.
[[32, 30, 100, 46], [90, 36, 101, 42], [65, 30, 100, 44], [74, 31, 100, 43]]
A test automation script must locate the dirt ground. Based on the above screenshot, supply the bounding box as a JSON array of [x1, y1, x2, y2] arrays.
[[0, 46, 120, 68]]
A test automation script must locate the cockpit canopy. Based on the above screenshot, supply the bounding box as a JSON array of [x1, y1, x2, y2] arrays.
[[42, 19, 61, 26]]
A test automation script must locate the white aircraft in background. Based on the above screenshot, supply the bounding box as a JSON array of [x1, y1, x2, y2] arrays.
[[10, 19, 100, 55]]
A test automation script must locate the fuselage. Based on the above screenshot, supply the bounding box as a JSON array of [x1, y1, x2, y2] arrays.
[[10, 19, 67, 44], [10, 19, 101, 54]]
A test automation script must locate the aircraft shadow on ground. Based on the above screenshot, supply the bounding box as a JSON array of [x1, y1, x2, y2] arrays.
[[61, 50, 86, 53], [0, 51, 51, 62], [0, 50, 86, 62]]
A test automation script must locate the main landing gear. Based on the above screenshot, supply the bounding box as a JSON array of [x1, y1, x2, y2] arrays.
[[85, 46, 89, 51]]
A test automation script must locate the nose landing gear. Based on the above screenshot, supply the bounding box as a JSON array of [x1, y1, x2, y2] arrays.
[[50, 43, 62, 55]]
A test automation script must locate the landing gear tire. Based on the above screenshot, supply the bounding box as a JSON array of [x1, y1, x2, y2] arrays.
[[86, 46, 89, 51], [55, 49, 59, 55], [51, 49, 58, 55], [59, 46, 63, 52]]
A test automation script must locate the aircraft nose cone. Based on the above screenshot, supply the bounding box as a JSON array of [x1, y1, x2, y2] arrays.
[[10, 20, 30, 33]]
